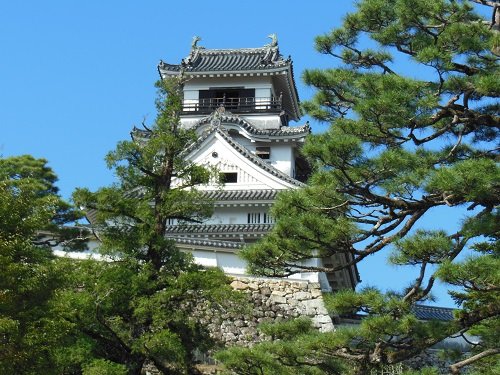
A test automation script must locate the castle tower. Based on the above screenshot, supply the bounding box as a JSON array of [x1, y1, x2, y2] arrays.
[[157, 36, 359, 292]]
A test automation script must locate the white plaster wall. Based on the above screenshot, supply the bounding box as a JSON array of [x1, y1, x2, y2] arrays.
[[182, 89, 199, 113], [183, 76, 273, 92], [215, 252, 247, 275], [269, 144, 294, 176], [240, 115, 281, 129], [187, 249, 321, 283], [52, 239, 110, 261], [190, 249, 218, 267], [53, 240, 320, 285], [204, 206, 272, 225]]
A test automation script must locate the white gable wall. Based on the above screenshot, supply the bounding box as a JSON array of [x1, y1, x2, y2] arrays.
[[222, 134, 296, 177], [187, 132, 297, 191]]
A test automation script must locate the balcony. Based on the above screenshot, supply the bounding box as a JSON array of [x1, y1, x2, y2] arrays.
[[181, 96, 282, 115]]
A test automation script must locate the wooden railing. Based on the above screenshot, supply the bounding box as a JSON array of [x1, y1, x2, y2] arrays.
[[181, 97, 282, 114]]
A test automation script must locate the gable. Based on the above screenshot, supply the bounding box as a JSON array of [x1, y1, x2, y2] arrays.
[[183, 129, 302, 190]]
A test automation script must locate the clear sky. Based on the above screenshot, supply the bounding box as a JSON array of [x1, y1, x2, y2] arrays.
[[1, 1, 484, 308]]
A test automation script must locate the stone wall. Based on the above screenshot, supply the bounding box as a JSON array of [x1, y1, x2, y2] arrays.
[[202, 276, 334, 347], [404, 349, 459, 374], [143, 277, 334, 374]]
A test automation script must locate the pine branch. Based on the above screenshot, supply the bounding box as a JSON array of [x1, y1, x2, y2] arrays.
[[450, 348, 500, 374]]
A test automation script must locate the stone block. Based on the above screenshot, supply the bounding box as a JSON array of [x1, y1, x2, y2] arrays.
[[293, 291, 312, 300], [271, 290, 287, 297], [311, 289, 323, 298], [319, 322, 335, 332], [307, 282, 321, 290], [300, 298, 325, 315], [312, 314, 332, 324], [260, 287, 272, 296], [269, 294, 287, 304], [248, 282, 259, 290], [230, 280, 249, 290]]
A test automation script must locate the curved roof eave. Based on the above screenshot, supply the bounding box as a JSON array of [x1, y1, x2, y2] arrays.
[[194, 114, 311, 140]]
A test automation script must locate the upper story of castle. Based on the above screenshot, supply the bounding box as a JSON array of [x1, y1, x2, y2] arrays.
[[157, 35, 301, 130]]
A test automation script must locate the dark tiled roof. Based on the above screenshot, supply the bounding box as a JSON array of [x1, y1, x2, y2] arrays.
[[166, 223, 273, 234], [339, 305, 456, 325], [195, 113, 310, 138], [171, 236, 243, 249], [203, 189, 278, 201], [159, 46, 288, 74], [412, 305, 455, 321]]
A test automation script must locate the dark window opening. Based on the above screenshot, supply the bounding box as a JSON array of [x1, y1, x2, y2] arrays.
[[256, 146, 271, 160], [220, 172, 238, 184], [198, 88, 256, 111], [294, 154, 312, 183], [183, 87, 282, 114]]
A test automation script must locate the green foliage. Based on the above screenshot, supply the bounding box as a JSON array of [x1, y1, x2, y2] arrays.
[[402, 368, 439, 375], [82, 359, 127, 375], [66, 77, 240, 374], [0, 156, 82, 374], [216, 318, 347, 375], [391, 230, 454, 265], [259, 317, 315, 340], [233, 0, 500, 374]]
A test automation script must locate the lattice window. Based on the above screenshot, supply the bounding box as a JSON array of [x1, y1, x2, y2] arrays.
[[263, 213, 274, 223], [247, 212, 261, 224], [247, 212, 274, 224]]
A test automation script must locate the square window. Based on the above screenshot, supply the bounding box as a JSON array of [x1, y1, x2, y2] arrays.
[[220, 172, 238, 184], [256, 146, 270, 160]]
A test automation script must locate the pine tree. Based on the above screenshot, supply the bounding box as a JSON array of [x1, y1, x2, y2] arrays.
[[67, 77, 237, 374], [0, 155, 84, 374], [221, 1, 499, 374]]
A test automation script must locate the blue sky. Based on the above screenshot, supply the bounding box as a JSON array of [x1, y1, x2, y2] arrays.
[[1, 1, 486, 308]]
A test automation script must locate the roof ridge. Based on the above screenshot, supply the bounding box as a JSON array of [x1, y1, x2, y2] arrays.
[[196, 46, 277, 54], [414, 304, 456, 311]]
